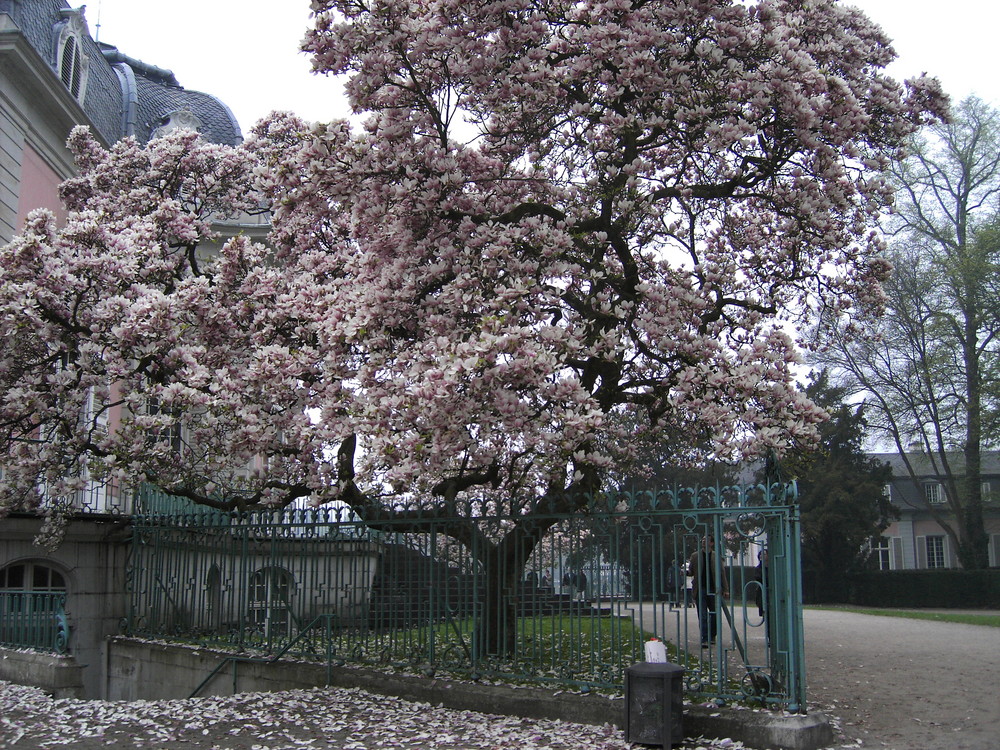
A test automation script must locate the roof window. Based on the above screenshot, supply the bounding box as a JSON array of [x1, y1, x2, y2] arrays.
[[54, 8, 91, 102], [151, 109, 205, 140]]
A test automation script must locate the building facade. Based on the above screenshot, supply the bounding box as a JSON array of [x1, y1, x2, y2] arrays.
[[1, 0, 245, 245], [872, 451, 1000, 570], [0, 0, 253, 698]]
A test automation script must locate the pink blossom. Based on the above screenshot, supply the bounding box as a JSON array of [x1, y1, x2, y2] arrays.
[[0, 1, 942, 537]]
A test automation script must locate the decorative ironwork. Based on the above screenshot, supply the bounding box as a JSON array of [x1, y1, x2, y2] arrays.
[[126, 484, 806, 709], [53, 598, 69, 654]]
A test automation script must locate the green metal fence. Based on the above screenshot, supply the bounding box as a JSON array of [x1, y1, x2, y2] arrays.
[[0, 590, 69, 654], [126, 484, 806, 709]]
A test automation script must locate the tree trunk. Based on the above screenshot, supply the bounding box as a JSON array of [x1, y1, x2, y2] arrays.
[[960, 269, 991, 570], [472, 516, 557, 658], [474, 546, 523, 658]]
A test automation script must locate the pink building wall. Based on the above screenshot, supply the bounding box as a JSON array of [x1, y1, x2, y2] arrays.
[[16, 143, 67, 229]]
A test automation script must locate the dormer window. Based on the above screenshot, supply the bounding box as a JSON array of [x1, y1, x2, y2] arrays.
[[151, 109, 205, 140], [60, 35, 82, 95], [54, 8, 90, 102], [924, 482, 944, 505]]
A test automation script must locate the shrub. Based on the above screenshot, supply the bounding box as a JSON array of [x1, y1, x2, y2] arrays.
[[845, 569, 1000, 608]]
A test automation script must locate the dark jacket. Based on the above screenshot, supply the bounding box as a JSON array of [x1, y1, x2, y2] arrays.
[[688, 547, 729, 598]]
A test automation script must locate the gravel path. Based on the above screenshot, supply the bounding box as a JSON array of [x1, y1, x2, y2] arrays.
[[803, 608, 1000, 750]]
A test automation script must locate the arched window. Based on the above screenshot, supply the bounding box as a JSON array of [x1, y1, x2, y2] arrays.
[[0, 562, 69, 653], [59, 35, 81, 94], [248, 567, 293, 639], [53, 9, 90, 102], [0, 561, 66, 592]]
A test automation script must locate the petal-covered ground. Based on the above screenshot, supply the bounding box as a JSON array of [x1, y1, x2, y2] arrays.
[[0, 681, 751, 750]]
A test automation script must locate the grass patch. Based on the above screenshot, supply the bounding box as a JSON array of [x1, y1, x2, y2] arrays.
[[806, 605, 1000, 628], [376, 613, 716, 697], [393, 613, 674, 671]]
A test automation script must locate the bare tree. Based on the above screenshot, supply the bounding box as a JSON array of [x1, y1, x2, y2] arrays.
[[817, 96, 1000, 569]]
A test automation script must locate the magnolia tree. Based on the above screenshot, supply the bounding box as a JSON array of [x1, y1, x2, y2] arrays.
[[0, 131, 288, 531], [1, 0, 942, 652]]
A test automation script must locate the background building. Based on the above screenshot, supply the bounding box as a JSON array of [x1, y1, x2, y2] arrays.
[[1, 0, 244, 244], [873, 451, 1000, 570]]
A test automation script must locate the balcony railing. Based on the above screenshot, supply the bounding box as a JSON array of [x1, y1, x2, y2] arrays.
[[0, 591, 69, 654]]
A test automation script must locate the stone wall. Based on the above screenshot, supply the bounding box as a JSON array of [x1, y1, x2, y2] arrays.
[[102, 637, 831, 750], [105, 637, 328, 701], [104, 635, 622, 726], [0, 648, 84, 698], [0, 515, 130, 698]]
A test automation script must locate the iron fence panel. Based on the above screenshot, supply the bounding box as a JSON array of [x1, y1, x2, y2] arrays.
[[126, 484, 805, 708], [0, 591, 68, 653]]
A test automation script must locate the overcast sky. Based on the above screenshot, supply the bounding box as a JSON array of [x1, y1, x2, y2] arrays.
[[89, 0, 997, 135]]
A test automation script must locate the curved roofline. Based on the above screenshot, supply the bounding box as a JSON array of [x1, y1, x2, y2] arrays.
[[100, 44, 178, 87], [216, 98, 243, 143]]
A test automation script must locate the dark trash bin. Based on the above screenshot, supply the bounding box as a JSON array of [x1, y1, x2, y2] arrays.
[[624, 661, 685, 747]]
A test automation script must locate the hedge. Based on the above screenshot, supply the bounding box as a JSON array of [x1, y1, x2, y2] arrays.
[[843, 569, 1000, 609]]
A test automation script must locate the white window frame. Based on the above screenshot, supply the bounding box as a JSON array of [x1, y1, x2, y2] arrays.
[[248, 567, 293, 638], [874, 536, 892, 571], [146, 397, 183, 454], [924, 482, 944, 505], [925, 536, 946, 569]]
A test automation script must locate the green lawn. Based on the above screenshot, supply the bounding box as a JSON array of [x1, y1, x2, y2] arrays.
[[806, 605, 1000, 628], [393, 613, 670, 671]]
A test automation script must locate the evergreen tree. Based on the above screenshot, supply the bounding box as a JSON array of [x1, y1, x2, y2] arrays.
[[785, 371, 895, 601]]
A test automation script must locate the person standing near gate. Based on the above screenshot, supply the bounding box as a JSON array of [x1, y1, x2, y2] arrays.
[[689, 535, 729, 648]]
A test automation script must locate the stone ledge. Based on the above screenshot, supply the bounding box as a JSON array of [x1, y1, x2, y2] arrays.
[[0, 647, 84, 699], [106, 638, 833, 750], [684, 704, 833, 750], [333, 666, 833, 750]]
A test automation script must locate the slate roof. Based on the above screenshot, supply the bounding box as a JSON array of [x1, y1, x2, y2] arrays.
[[131, 65, 242, 145], [3, 0, 241, 145], [871, 451, 1000, 478]]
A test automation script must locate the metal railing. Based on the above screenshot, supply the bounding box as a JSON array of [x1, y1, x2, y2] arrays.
[[188, 613, 343, 698], [0, 591, 69, 654], [126, 485, 806, 709], [22, 479, 134, 517]]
